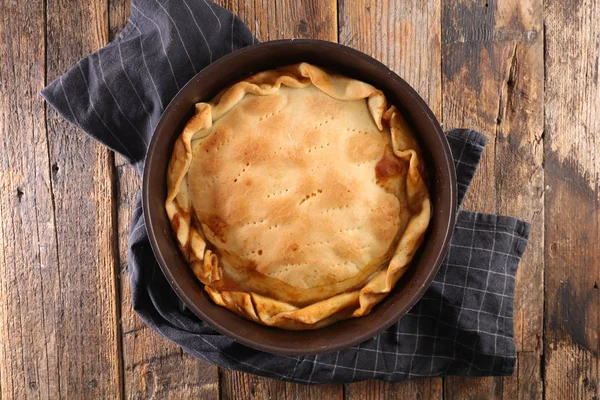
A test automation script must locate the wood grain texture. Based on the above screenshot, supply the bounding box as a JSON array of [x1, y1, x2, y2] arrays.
[[212, 0, 340, 396], [443, 355, 540, 400], [0, 1, 60, 398], [5, 0, 599, 397], [544, 0, 600, 398], [345, 379, 442, 400], [339, 0, 442, 117], [339, 0, 442, 397], [220, 373, 343, 400], [216, 0, 336, 42], [115, 156, 219, 400], [516, 352, 543, 400], [442, 0, 543, 398], [444, 376, 505, 400], [45, 0, 123, 398], [107, 1, 220, 398]]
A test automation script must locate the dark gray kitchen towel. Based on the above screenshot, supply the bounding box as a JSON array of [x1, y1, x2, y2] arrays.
[[41, 0, 530, 384]]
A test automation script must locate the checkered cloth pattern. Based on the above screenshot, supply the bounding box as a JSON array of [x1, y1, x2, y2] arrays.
[[41, 0, 531, 383]]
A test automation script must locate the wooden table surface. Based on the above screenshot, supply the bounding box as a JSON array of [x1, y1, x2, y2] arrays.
[[1, 0, 598, 398]]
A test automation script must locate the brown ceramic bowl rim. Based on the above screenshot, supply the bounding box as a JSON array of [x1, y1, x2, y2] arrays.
[[143, 39, 456, 355]]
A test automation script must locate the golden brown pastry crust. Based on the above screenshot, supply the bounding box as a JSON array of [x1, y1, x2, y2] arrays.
[[165, 63, 431, 330]]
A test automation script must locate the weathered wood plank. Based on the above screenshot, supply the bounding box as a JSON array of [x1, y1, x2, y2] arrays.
[[109, 0, 131, 42], [212, 0, 341, 396], [544, 0, 600, 398], [339, 0, 442, 117], [442, 0, 543, 398], [516, 352, 543, 400], [216, 0, 337, 41], [444, 354, 540, 400], [108, 1, 220, 398], [339, 0, 442, 396], [115, 154, 219, 399], [345, 380, 442, 400], [0, 1, 60, 398], [220, 373, 343, 400], [115, 155, 220, 399], [445, 376, 503, 399], [45, 0, 123, 398]]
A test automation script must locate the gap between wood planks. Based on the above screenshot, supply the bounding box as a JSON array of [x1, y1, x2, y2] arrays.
[[107, 3, 127, 398]]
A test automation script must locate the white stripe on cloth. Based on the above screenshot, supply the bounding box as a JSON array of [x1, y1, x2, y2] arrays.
[[182, 0, 213, 63], [443, 262, 516, 278], [131, 4, 181, 90], [491, 222, 517, 371], [72, 67, 136, 160], [350, 341, 362, 381], [446, 244, 523, 259], [129, 21, 166, 110], [381, 328, 515, 356], [429, 241, 452, 375], [450, 216, 477, 362], [230, 16, 235, 52], [406, 301, 422, 379], [97, 49, 148, 148], [203, 0, 222, 30], [429, 281, 514, 299], [117, 41, 153, 118], [466, 217, 498, 374], [373, 333, 381, 378], [153, 0, 198, 74]]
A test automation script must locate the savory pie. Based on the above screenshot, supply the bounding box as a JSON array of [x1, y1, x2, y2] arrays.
[[165, 63, 431, 330]]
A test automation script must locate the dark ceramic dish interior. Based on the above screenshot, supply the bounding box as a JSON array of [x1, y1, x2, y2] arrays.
[[143, 39, 457, 356]]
